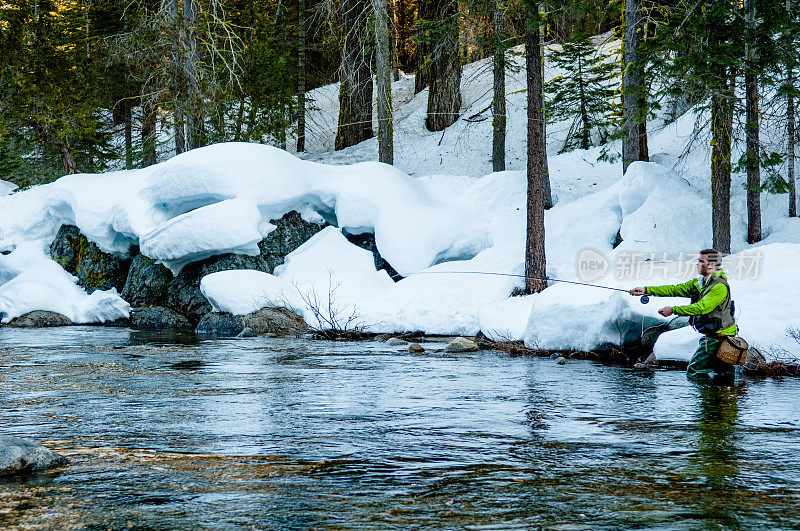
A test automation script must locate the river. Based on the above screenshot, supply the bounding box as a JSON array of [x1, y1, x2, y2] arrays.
[[1, 327, 799, 528]]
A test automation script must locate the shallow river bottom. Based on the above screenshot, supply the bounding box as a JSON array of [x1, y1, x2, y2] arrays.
[[1, 327, 799, 529]]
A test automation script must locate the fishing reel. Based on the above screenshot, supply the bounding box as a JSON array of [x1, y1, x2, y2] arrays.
[[640, 295, 650, 304]]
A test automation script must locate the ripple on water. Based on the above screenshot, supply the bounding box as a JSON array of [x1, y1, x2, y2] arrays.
[[1, 327, 799, 528]]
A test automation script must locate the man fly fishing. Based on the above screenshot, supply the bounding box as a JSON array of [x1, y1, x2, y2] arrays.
[[629, 248, 737, 381]]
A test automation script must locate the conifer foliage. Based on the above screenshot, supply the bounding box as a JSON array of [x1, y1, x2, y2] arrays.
[[545, 34, 617, 152]]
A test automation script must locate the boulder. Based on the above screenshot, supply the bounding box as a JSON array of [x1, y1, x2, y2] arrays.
[[8, 311, 73, 327], [0, 436, 68, 476], [259, 210, 329, 272], [50, 225, 132, 293], [166, 211, 325, 324], [121, 254, 173, 307], [408, 343, 425, 353], [342, 229, 403, 281], [196, 307, 307, 336], [444, 337, 480, 353], [555, 356, 567, 365], [130, 307, 192, 330]]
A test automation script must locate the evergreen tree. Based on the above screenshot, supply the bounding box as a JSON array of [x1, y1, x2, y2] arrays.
[[545, 34, 616, 153], [0, 0, 114, 184]]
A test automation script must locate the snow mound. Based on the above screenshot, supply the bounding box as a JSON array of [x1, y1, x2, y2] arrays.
[[0, 243, 130, 324], [0, 143, 522, 277], [0, 179, 16, 196], [200, 269, 304, 316]]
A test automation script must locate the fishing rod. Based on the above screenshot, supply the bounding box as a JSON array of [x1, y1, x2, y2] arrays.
[[415, 270, 651, 304]]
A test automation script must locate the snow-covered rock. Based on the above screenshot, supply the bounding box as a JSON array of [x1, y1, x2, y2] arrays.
[[0, 242, 129, 324]]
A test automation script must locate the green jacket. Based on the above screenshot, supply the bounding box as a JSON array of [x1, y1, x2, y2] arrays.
[[645, 270, 737, 336]]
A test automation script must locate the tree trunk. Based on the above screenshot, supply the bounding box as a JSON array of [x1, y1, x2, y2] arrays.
[[525, 1, 547, 294], [425, 0, 461, 131], [745, 0, 761, 243], [335, 0, 374, 150], [710, 70, 735, 253], [142, 98, 157, 167], [169, 0, 185, 155], [375, 0, 394, 164], [745, 71, 761, 242], [540, 17, 552, 209], [296, 0, 307, 152], [414, 0, 431, 94], [58, 140, 77, 175], [123, 99, 133, 169], [789, 67, 797, 217], [184, 0, 202, 149], [578, 55, 590, 150], [492, 0, 506, 172], [622, 0, 649, 173]]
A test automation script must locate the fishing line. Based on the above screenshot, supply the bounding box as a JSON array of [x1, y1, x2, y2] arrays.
[[414, 270, 651, 304]]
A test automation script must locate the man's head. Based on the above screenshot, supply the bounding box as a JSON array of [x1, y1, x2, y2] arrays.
[[697, 248, 722, 277]]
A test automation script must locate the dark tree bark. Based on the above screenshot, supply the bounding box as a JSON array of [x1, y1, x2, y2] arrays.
[[622, 0, 649, 173], [745, 72, 762, 242], [335, 0, 374, 150], [375, 0, 394, 163], [184, 0, 203, 150], [524, 1, 547, 294], [296, 0, 307, 152], [414, 0, 431, 94], [123, 98, 133, 169], [789, 67, 797, 218], [57, 140, 77, 175], [492, 0, 506, 172], [142, 98, 158, 167], [169, 0, 185, 155], [540, 17, 552, 209], [425, 0, 461, 131], [711, 70, 735, 253], [745, 0, 761, 242]]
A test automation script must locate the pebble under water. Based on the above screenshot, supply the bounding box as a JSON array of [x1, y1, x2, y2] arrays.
[[1, 327, 799, 529]]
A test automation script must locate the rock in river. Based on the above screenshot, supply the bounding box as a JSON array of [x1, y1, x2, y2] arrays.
[[130, 307, 192, 330], [444, 337, 480, 353], [0, 436, 68, 476], [8, 311, 73, 327], [196, 307, 307, 336]]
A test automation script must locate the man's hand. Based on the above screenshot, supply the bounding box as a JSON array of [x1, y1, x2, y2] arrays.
[[629, 287, 646, 296], [658, 306, 674, 317]]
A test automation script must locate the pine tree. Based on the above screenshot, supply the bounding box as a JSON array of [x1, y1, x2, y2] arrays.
[[545, 34, 616, 153]]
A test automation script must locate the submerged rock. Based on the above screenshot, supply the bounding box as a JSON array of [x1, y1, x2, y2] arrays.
[[237, 327, 256, 338], [196, 307, 307, 336], [444, 337, 480, 353], [0, 436, 68, 476], [50, 225, 132, 293], [387, 337, 408, 346], [130, 307, 191, 330], [408, 343, 425, 353], [555, 356, 567, 365], [8, 311, 73, 327]]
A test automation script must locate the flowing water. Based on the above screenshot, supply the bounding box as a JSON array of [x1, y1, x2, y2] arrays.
[[1, 327, 799, 529]]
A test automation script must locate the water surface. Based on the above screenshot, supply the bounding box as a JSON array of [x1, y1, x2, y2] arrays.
[[1, 327, 799, 528]]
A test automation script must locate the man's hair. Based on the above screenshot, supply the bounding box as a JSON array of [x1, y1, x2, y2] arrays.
[[699, 248, 722, 266]]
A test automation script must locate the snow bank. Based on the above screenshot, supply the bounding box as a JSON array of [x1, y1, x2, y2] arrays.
[[200, 269, 304, 316], [0, 143, 521, 277], [0, 179, 15, 196], [0, 242, 130, 324]]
